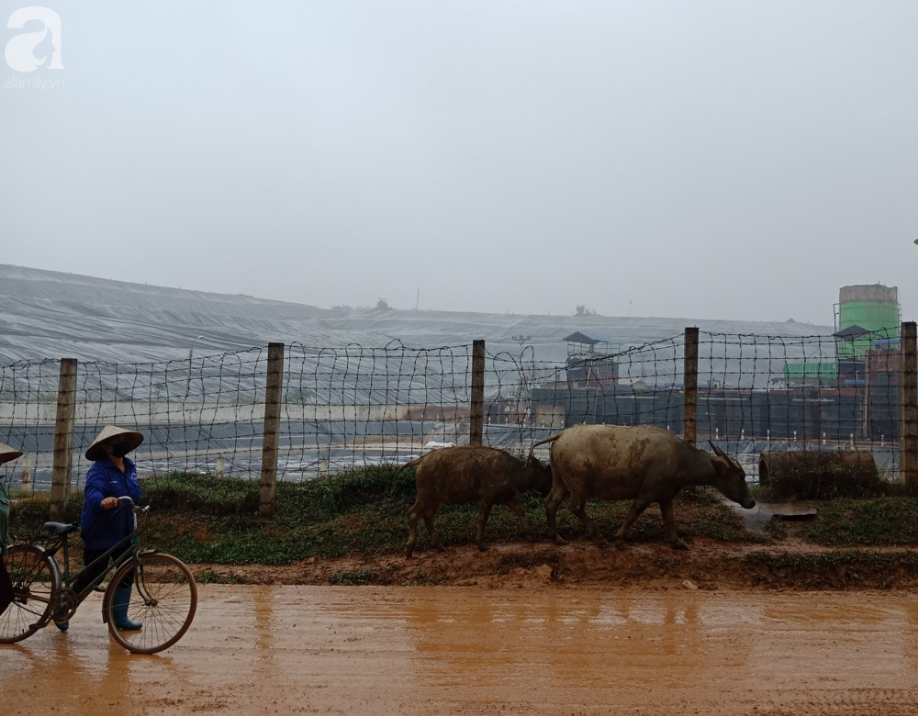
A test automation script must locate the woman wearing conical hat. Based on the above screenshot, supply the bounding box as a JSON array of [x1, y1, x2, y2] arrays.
[[55, 425, 144, 632], [0, 442, 24, 616]]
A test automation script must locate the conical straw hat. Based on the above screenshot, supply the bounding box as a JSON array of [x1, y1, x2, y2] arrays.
[[0, 442, 23, 466], [85, 425, 144, 462]]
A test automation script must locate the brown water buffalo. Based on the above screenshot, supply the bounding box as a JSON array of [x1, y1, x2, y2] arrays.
[[529, 424, 755, 550], [400, 446, 552, 558]]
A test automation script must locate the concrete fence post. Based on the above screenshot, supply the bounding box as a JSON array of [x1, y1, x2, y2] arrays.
[[470, 340, 485, 446], [683, 327, 699, 446], [900, 322, 917, 488], [50, 358, 77, 520], [259, 342, 284, 518], [21, 454, 32, 492]]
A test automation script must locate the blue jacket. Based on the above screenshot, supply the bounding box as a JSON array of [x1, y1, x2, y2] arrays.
[[80, 456, 142, 550]]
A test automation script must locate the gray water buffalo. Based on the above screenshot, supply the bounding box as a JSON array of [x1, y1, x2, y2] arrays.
[[400, 446, 552, 558], [529, 424, 755, 550]]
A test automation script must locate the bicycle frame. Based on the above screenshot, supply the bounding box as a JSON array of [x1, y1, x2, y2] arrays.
[[40, 497, 144, 609], [3, 496, 198, 653], [60, 535, 136, 600]]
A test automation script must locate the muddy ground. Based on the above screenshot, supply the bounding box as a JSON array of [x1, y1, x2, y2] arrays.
[[5, 584, 918, 716], [180, 524, 918, 590], [7, 532, 918, 715], [188, 533, 918, 591]]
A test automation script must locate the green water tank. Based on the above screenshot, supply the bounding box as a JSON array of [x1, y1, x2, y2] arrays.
[[837, 284, 900, 358]]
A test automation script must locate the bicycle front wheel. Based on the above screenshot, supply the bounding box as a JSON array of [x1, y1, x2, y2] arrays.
[[105, 551, 197, 654], [0, 544, 61, 644]]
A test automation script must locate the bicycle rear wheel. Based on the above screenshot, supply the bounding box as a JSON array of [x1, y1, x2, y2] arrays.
[[105, 551, 197, 654], [0, 544, 61, 644]]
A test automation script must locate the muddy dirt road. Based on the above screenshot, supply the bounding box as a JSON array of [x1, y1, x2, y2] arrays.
[[4, 586, 918, 715]]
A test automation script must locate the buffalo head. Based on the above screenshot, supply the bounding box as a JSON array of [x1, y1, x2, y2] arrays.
[[709, 442, 756, 509]]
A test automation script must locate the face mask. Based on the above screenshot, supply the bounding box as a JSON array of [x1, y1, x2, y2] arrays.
[[109, 441, 132, 458]]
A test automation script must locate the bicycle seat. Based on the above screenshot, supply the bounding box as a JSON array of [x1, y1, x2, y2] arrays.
[[44, 522, 79, 535]]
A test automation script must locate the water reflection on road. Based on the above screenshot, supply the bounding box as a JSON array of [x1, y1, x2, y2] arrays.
[[402, 592, 721, 693], [4, 587, 917, 715]]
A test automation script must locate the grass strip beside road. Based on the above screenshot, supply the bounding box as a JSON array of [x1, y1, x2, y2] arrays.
[[9, 469, 918, 569]]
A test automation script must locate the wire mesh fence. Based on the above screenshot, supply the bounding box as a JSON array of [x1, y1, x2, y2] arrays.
[[526, 330, 904, 481], [528, 336, 685, 432], [0, 329, 912, 492], [0, 344, 475, 489]]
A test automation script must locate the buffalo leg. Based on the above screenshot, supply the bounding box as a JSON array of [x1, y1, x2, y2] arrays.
[[476, 502, 493, 551], [544, 469, 569, 545], [425, 511, 444, 552], [614, 498, 651, 549], [506, 498, 534, 541], [405, 504, 421, 558], [544, 487, 568, 545], [407, 502, 442, 557], [660, 500, 689, 550], [569, 494, 607, 546]]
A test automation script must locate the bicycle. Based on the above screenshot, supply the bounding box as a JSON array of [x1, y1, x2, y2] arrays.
[[0, 496, 197, 654]]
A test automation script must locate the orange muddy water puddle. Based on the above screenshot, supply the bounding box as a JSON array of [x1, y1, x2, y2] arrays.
[[4, 586, 918, 715]]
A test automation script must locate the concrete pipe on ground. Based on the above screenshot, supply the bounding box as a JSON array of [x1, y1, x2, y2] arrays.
[[758, 450, 884, 500]]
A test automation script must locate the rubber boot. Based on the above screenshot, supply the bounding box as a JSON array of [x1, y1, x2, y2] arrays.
[[111, 585, 142, 631], [52, 595, 69, 631]]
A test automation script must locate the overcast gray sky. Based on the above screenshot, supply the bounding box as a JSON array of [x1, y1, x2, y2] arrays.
[[2, 1, 917, 325]]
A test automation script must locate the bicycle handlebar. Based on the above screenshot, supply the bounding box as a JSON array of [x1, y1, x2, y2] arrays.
[[117, 496, 150, 514]]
